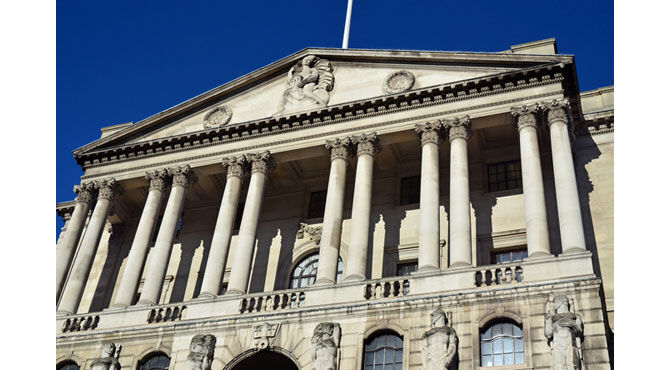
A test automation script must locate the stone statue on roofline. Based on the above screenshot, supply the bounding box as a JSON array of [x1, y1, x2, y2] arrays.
[[544, 295, 585, 370], [276, 55, 334, 114], [421, 308, 458, 370], [90, 342, 121, 370]]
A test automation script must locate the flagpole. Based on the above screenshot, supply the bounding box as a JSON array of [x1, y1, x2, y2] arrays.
[[342, 0, 354, 48]]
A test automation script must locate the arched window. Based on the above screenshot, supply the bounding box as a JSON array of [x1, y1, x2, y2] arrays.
[[290, 253, 343, 288], [138, 352, 170, 370], [363, 330, 403, 370], [480, 321, 524, 367], [57, 360, 80, 370]]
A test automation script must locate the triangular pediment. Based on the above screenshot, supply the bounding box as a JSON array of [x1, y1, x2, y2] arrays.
[[74, 45, 574, 158]]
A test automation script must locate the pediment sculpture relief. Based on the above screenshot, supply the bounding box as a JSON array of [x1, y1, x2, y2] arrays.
[[545, 295, 585, 370], [421, 309, 458, 370], [186, 334, 217, 370], [90, 342, 121, 370], [277, 55, 334, 114], [203, 106, 233, 129], [312, 322, 341, 370]]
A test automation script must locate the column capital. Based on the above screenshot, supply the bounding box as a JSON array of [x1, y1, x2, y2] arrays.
[[169, 165, 198, 188], [541, 98, 571, 125], [325, 137, 352, 161], [145, 169, 169, 191], [511, 104, 541, 131], [445, 115, 472, 142], [94, 179, 123, 201], [351, 132, 380, 157], [73, 182, 96, 206], [246, 151, 275, 175], [222, 156, 247, 179], [415, 121, 444, 146]]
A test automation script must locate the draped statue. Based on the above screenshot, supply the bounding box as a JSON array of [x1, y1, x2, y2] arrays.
[[421, 309, 458, 370], [544, 295, 584, 370], [90, 342, 121, 370], [186, 334, 216, 370], [312, 322, 341, 370]]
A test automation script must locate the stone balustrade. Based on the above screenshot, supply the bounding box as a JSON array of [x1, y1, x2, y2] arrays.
[[474, 263, 523, 287], [62, 315, 100, 333], [364, 277, 410, 300], [239, 291, 306, 313], [147, 304, 186, 323]]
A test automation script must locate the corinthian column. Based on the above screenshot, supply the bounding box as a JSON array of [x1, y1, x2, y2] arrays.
[[511, 105, 551, 258], [226, 152, 273, 295], [57, 179, 123, 315], [315, 138, 351, 285], [199, 156, 247, 298], [344, 133, 379, 281], [111, 170, 168, 308], [542, 99, 587, 253], [56, 182, 95, 301], [138, 165, 197, 305], [415, 122, 443, 272], [446, 116, 473, 268]]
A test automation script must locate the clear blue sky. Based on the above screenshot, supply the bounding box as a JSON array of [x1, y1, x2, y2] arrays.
[[56, 0, 613, 236]]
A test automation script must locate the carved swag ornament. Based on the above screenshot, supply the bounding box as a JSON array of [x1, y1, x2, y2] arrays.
[[90, 342, 121, 370], [312, 322, 341, 370], [421, 309, 458, 370], [545, 295, 585, 370], [186, 334, 217, 370], [277, 55, 334, 114]]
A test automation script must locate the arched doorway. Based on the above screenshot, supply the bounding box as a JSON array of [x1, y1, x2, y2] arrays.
[[229, 349, 299, 370]]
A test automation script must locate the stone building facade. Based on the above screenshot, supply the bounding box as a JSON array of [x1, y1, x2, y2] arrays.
[[56, 38, 613, 369]]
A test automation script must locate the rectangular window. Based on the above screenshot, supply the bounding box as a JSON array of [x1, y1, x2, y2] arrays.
[[400, 176, 420, 205], [487, 160, 522, 192], [396, 261, 418, 276], [492, 248, 528, 264], [307, 190, 327, 219]]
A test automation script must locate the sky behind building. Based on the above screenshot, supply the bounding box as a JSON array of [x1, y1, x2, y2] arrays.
[[56, 0, 614, 235]]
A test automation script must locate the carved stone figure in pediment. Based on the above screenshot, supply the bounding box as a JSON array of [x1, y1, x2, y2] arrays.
[[421, 309, 458, 370], [544, 295, 584, 370], [90, 342, 121, 370], [312, 322, 341, 370], [277, 55, 334, 114], [186, 334, 216, 370]]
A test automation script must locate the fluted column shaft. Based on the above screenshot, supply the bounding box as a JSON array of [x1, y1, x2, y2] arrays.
[[345, 134, 378, 281], [56, 183, 95, 301], [512, 105, 551, 257], [315, 139, 351, 285], [112, 170, 168, 308], [447, 116, 473, 267], [227, 152, 273, 294], [57, 179, 122, 315], [138, 166, 197, 305], [200, 157, 246, 298], [415, 122, 442, 272], [543, 100, 587, 252]]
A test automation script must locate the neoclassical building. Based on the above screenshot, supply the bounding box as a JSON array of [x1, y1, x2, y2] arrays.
[[56, 38, 613, 370]]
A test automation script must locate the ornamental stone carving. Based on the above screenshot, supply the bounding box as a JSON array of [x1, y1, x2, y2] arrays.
[[511, 104, 541, 131], [541, 99, 571, 125], [277, 55, 335, 114], [415, 121, 444, 146], [252, 322, 281, 350], [169, 165, 198, 188], [74, 182, 96, 206], [325, 137, 352, 161], [544, 295, 584, 370], [384, 70, 416, 94], [203, 105, 233, 129], [94, 179, 123, 201], [445, 115, 472, 142], [312, 322, 341, 370], [421, 309, 458, 370], [146, 169, 169, 191], [352, 132, 380, 157], [297, 222, 322, 245], [186, 334, 217, 370], [245, 151, 275, 175], [222, 156, 247, 179], [90, 342, 121, 370]]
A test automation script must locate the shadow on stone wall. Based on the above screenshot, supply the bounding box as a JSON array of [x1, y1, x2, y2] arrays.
[[169, 235, 210, 303], [89, 223, 131, 312]]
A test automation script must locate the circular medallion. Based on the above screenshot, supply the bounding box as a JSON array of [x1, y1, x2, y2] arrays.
[[203, 106, 233, 129], [383, 70, 416, 94]]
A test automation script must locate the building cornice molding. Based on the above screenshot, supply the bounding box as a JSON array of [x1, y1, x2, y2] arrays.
[[76, 63, 571, 171]]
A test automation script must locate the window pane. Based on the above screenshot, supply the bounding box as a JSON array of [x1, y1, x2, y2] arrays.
[[482, 354, 492, 367], [515, 352, 525, 364], [514, 338, 524, 351], [482, 327, 491, 339], [492, 338, 502, 354], [395, 349, 402, 362], [482, 342, 491, 355], [503, 323, 513, 336], [384, 365, 393, 370], [375, 350, 383, 364], [493, 354, 503, 366], [365, 354, 374, 365], [503, 337, 514, 353], [504, 353, 514, 364]]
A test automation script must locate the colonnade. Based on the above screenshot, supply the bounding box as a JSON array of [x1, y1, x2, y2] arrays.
[[56, 99, 586, 314]]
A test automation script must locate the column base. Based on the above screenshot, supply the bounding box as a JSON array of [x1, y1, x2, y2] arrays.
[[528, 251, 552, 259], [108, 303, 129, 310], [448, 262, 472, 269], [136, 299, 157, 307], [417, 265, 438, 274], [315, 277, 335, 285], [196, 292, 218, 300], [225, 289, 245, 296], [56, 309, 74, 316], [343, 274, 365, 282], [562, 247, 588, 254]]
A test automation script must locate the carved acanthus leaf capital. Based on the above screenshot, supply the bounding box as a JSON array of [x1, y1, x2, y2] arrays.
[[415, 121, 444, 146], [169, 165, 198, 188], [352, 132, 380, 157], [511, 104, 541, 131], [541, 98, 571, 125], [445, 115, 472, 141], [245, 151, 275, 175], [74, 182, 96, 206], [222, 156, 247, 179], [145, 169, 169, 191], [325, 137, 352, 161], [94, 179, 123, 201]]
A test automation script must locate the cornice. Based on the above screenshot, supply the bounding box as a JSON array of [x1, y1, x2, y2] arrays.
[[579, 109, 614, 136], [76, 62, 571, 171]]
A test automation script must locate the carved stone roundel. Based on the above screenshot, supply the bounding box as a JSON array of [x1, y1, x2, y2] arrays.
[[384, 70, 416, 94], [203, 105, 233, 129]]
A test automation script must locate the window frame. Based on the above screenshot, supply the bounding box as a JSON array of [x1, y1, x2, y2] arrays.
[[289, 252, 343, 289], [399, 175, 421, 205], [473, 314, 532, 369], [57, 360, 80, 370], [486, 159, 522, 193], [361, 329, 404, 370], [306, 190, 327, 219], [137, 352, 171, 370]]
